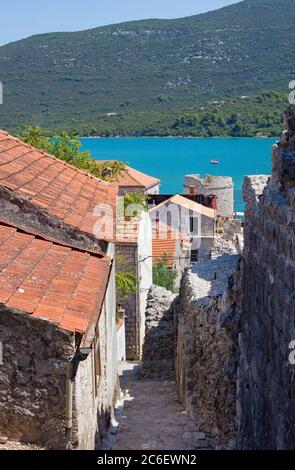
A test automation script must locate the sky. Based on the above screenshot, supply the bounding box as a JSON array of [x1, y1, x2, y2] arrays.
[[0, 0, 240, 46]]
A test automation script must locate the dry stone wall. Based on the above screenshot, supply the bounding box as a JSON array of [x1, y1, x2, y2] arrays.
[[238, 106, 295, 449], [140, 285, 178, 380], [0, 306, 74, 449], [176, 254, 241, 445]]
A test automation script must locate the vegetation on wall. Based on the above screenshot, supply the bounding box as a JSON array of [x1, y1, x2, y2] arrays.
[[153, 254, 178, 292], [124, 192, 149, 221], [115, 255, 138, 299]]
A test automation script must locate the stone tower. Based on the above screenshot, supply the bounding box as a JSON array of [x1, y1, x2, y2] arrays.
[[184, 174, 234, 218]]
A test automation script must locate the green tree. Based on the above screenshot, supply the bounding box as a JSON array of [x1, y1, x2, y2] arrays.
[[18, 126, 125, 182], [124, 192, 149, 220], [19, 126, 52, 152], [152, 254, 178, 292], [115, 255, 138, 299]]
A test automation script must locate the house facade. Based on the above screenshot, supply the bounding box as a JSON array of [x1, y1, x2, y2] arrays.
[[0, 130, 119, 449], [116, 211, 153, 360], [96, 160, 160, 195], [149, 194, 216, 272]]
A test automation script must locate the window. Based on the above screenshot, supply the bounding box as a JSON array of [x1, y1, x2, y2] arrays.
[[191, 250, 198, 263], [189, 215, 199, 234], [189, 186, 195, 195]]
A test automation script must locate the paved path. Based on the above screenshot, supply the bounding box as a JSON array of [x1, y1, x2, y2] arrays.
[[112, 362, 212, 451]]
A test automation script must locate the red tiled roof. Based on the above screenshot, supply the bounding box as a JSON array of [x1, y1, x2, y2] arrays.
[[0, 131, 118, 239], [149, 194, 216, 218], [152, 222, 190, 267], [0, 221, 111, 334], [96, 160, 160, 189], [152, 237, 177, 267]]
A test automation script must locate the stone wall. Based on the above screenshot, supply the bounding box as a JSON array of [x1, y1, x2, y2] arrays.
[[140, 285, 178, 380], [176, 254, 241, 445], [184, 175, 234, 218], [0, 302, 119, 450], [238, 107, 295, 449], [0, 306, 74, 449], [116, 243, 139, 360], [74, 304, 119, 450]]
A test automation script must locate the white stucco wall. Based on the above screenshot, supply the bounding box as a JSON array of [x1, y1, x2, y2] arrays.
[[74, 242, 119, 450], [104, 242, 118, 408], [117, 322, 126, 362], [137, 211, 153, 356], [146, 183, 160, 195]]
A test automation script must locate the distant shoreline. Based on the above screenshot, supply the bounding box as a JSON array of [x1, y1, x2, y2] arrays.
[[80, 135, 275, 139]]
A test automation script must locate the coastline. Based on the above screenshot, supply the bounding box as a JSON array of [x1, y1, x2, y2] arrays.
[[80, 134, 275, 139]]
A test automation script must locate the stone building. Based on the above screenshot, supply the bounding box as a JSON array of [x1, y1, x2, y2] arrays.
[[184, 174, 234, 218], [238, 106, 295, 450], [0, 130, 119, 449], [96, 160, 161, 195], [152, 221, 191, 287], [115, 211, 153, 360], [149, 193, 216, 269]]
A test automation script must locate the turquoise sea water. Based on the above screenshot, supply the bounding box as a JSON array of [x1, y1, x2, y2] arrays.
[[80, 137, 277, 212]]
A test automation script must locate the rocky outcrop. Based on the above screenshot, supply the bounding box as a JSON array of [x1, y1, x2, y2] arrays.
[[140, 286, 178, 381], [176, 254, 241, 445]]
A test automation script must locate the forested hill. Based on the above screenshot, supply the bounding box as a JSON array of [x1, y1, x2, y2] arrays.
[[0, 0, 294, 135]]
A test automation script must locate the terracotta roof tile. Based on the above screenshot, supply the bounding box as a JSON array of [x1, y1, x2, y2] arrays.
[[152, 237, 177, 268], [149, 194, 216, 218], [0, 131, 118, 240], [0, 222, 111, 334], [152, 221, 190, 267], [96, 160, 160, 189]]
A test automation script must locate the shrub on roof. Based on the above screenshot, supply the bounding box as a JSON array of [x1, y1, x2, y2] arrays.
[[18, 126, 125, 182]]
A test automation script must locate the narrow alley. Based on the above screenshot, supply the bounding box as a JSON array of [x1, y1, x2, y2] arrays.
[[111, 363, 213, 451]]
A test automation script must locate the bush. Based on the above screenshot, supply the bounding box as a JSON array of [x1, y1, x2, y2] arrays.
[[124, 192, 149, 220], [152, 254, 178, 292], [18, 126, 125, 182]]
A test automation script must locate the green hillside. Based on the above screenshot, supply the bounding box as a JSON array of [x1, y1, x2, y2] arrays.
[[0, 0, 294, 135]]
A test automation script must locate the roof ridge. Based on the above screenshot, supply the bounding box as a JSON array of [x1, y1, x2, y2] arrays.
[[0, 129, 116, 188], [0, 217, 106, 258]]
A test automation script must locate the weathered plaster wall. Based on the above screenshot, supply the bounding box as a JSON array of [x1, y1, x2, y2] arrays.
[[176, 254, 241, 445], [0, 306, 74, 449], [238, 109, 295, 449], [118, 183, 160, 196], [74, 253, 119, 450], [140, 285, 178, 380], [200, 213, 216, 237]]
